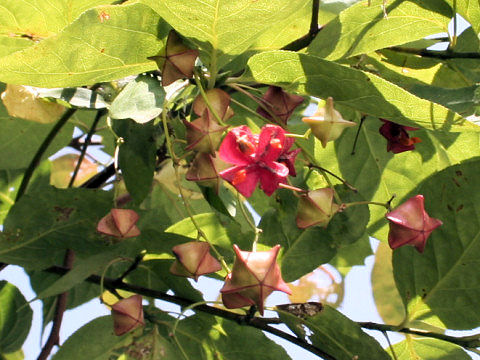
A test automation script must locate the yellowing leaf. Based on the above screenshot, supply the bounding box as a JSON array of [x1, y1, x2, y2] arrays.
[[50, 154, 98, 188]]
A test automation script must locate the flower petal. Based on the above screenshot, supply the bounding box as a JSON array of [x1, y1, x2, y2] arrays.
[[220, 166, 260, 198], [258, 162, 288, 196], [256, 125, 286, 163], [219, 126, 256, 166]]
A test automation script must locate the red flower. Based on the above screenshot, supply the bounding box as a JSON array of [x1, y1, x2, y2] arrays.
[[379, 119, 421, 154], [97, 209, 140, 239], [169, 241, 222, 281], [220, 245, 291, 315], [257, 86, 304, 124], [219, 125, 292, 197], [111, 295, 145, 336], [386, 195, 442, 253]]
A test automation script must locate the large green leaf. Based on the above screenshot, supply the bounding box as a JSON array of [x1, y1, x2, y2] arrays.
[[308, 0, 451, 60], [52, 316, 133, 360], [393, 159, 480, 329], [0, 3, 168, 87], [169, 314, 292, 360], [0, 282, 32, 354], [277, 305, 390, 360], [329, 233, 372, 277], [241, 51, 476, 131], [312, 116, 480, 241], [109, 75, 165, 123], [0, 186, 113, 269], [139, 0, 306, 71], [115, 119, 157, 203], [392, 337, 471, 360], [445, 0, 480, 35], [166, 212, 253, 263], [372, 242, 405, 325], [0, 0, 118, 57], [0, 169, 22, 224]]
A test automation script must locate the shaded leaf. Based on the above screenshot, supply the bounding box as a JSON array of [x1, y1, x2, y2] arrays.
[[38, 87, 108, 109], [329, 234, 372, 277], [372, 242, 405, 325], [308, 0, 451, 60], [52, 316, 134, 360], [0, 186, 113, 269], [241, 51, 475, 131], [0, 282, 32, 354], [393, 159, 480, 329], [115, 119, 157, 203], [277, 305, 390, 360]]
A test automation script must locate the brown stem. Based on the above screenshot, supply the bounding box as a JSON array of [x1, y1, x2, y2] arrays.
[[37, 250, 75, 360], [389, 46, 480, 60], [282, 0, 322, 51], [44, 264, 337, 360]]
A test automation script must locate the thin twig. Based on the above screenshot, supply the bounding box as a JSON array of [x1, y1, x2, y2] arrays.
[[68, 109, 106, 187], [282, 0, 322, 51], [43, 264, 337, 360], [389, 46, 480, 60], [309, 165, 357, 192], [37, 250, 75, 360], [359, 322, 480, 348], [15, 108, 76, 202]]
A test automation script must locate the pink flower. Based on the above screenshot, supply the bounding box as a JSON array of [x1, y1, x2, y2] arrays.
[[219, 125, 293, 197], [379, 119, 421, 154], [257, 86, 304, 124], [97, 209, 140, 239], [111, 295, 145, 336], [386, 195, 442, 253], [220, 245, 291, 315]]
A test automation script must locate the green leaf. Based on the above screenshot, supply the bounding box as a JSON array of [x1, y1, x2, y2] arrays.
[[312, 116, 480, 240], [166, 212, 253, 262], [308, 0, 451, 60], [0, 186, 113, 269], [0, 0, 118, 57], [171, 314, 291, 360], [372, 242, 406, 325], [329, 234, 372, 277], [0, 169, 22, 224], [37, 87, 108, 109], [277, 305, 390, 360], [0, 349, 23, 360], [392, 337, 471, 360], [241, 51, 475, 131], [393, 159, 480, 329], [139, 0, 306, 70], [445, 0, 480, 35], [115, 119, 157, 203], [52, 316, 134, 360], [34, 242, 137, 300], [0, 4, 169, 87], [109, 75, 165, 123], [29, 271, 99, 331], [0, 82, 74, 170], [0, 282, 32, 354], [280, 227, 337, 282]]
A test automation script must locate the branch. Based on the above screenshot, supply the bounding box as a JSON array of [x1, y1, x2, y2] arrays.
[[37, 250, 75, 360], [359, 322, 480, 349], [68, 109, 106, 187], [282, 0, 322, 52], [15, 108, 77, 202], [389, 46, 480, 60], [44, 265, 337, 360]]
